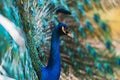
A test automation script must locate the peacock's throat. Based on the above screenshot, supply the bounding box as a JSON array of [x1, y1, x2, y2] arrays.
[[47, 29, 61, 78]]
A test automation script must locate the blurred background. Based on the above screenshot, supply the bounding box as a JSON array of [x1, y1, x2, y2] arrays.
[[0, 0, 120, 80]]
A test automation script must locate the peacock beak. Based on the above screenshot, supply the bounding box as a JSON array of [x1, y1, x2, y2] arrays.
[[62, 26, 74, 38], [67, 32, 74, 38]]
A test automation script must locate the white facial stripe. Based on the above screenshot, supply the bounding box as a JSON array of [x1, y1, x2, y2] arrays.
[[62, 26, 66, 34]]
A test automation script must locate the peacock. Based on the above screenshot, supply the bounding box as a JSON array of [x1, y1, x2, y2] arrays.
[[0, 0, 120, 80]]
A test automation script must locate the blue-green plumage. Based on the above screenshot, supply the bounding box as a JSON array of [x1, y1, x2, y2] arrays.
[[1, 0, 120, 80]]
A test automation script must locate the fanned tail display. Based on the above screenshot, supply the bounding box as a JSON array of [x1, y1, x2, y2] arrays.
[[0, 0, 120, 80]]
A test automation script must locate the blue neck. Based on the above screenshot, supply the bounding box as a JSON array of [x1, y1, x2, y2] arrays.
[[47, 29, 61, 73]]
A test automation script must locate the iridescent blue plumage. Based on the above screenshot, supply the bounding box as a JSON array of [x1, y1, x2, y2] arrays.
[[93, 13, 100, 23], [78, 3, 85, 16], [117, 59, 120, 65], [85, 20, 94, 32], [41, 23, 68, 80], [105, 40, 111, 49], [100, 22, 107, 31], [71, 10, 80, 22], [78, 25, 86, 38], [86, 43, 96, 56], [84, 0, 91, 6]]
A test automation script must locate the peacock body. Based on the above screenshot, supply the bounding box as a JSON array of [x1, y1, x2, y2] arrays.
[[0, 0, 120, 80]]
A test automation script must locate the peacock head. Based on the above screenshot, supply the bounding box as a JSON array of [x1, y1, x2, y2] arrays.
[[54, 23, 73, 38], [55, 8, 73, 38]]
